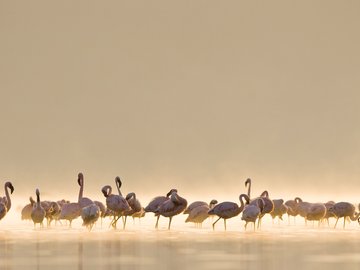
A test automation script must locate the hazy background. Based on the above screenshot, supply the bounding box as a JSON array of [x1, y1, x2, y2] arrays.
[[0, 1, 360, 204]]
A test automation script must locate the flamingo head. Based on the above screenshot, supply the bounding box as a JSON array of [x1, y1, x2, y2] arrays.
[[166, 189, 177, 197], [77, 173, 84, 186], [126, 192, 135, 201], [115, 176, 121, 188], [101, 185, 111, 197], [209, 199, 218, 205], [5, 182, 14, 194], [29, 196, 35, 205], [245, 178, 251, 187]]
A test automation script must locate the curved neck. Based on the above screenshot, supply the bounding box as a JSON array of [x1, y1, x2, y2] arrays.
[[4, 185, 11, 211], [102, 186, 112, 197], [260, 191, 269, 198], [78, 179, 84, 202], [239, 194, 248, 212], [116, 181, 122, 196], [295, 197, 302, 203], [257, 198, 265, 212], [170, 192, 180, 204], [246, 180, 251, 198], [350, 212, 360, 221]]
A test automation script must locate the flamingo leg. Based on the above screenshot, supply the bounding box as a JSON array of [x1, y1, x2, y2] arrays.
[[254, 222, 256, 232], [168, 217, 173, 230], [244, 222, 247, 231], [123, 216, 128, 230], [212, 217, 221, 231], [257, 217, 261, 229], [224, 219, 227, 231], [334, 217, 339, 228], [112, 215, 121, 229], [343, 217, 346, 229], [155, 216, 160, 229], [109, 217, 115, 228]]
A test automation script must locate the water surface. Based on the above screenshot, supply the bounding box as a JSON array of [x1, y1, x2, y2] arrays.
[[1, 219, 360, 270]]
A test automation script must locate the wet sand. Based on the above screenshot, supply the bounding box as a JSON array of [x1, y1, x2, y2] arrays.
[[1, 218, 360, 270]]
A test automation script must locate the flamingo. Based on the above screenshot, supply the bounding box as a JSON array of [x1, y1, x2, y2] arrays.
[[145, 192, 170, 228], [21, 197, 36, 221], [58, 173, 93, 227], [184, 200, 218, 215], [0, 182, 14, 221], [249, 190, 274, 229], [306, 203, 327, 226], [81, 203, 100, 231], [328, 202, 360, 229], [101, 184, 130, 229], [31, 189, 46, 228], [323, 201, 336, 226], [285, 199, 298, 224], [59, 202, 81, 227], [77, 173, 94, 208], [208, 194, 247, 231], [154, 189, 187, 230], [245, 179, 274, 228], [185, 201, 218, 228], [46, 201, 61, 226], [123, 192, 142, 229], [271, 199, 288, 223], [132, 207, 146, 224], [94, 201, 107, 227], [294, 197, 311, 225], [242, 196, 264, 231], [40, 201, 52, 226]]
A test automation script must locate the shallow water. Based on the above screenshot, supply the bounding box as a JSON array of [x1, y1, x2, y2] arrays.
[[1, 217, 360, 270]]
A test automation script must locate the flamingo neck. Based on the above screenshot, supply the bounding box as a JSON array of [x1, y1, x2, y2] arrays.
[[4, 184, 11, 211], [78, 179, 84, 202], [239, 194, 248, 212], [36, 192, 41, 208], [116, 180, 122, 196], [247, 182, 251, 198], [351, 212, 360, 221]]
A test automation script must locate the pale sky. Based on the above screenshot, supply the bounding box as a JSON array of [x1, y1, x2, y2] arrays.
[[0, 1, 360, 203]]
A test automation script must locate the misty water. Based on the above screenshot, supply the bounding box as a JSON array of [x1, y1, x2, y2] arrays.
[[1, 215, 360, 270]]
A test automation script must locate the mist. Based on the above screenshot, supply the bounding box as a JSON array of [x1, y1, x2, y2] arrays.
[[1, 1, 360, 203]]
